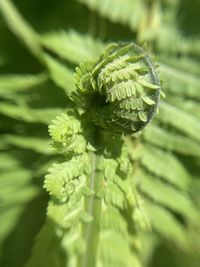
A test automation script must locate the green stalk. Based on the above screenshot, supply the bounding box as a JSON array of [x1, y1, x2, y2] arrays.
[[79, 152, 103, 267]]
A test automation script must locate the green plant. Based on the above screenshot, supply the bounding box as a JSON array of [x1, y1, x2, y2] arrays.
[[42, 42, 161, 267], [0, 0, 200, 267]]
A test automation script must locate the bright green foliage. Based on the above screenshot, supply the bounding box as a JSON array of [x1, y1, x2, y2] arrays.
[[74, 42, 160, 133], [42, 111, 146, 267], [0, 0, 200, 267], [78, 0, 157, 40], [40, 30, 104, 64]]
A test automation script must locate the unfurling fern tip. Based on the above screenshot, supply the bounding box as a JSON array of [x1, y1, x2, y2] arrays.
[[74, 42, 161, 135]]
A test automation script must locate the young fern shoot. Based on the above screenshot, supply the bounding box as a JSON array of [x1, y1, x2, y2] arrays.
[[44, 43, 161, 267]]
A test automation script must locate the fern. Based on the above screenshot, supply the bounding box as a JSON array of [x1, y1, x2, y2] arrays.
[[36, 43, 162, 266], [159, 101, 200, 142], [138, 170, 197, 220], [40, 41, 197, 266], [40, 30, 104, 64], [0, 153, 40, 255], [0, 0, 200, 267], [0, 103, 62, 124], [0, 74, 47, 97], [1, 135, 53, 155], [145, 202, 188, 246], [0, 0, 42, 59], [159, 62, 200, 100], [78, 0, 159, 40], [166, 96, 200, 119], [156, 25, 200, 56], [137, 145, 189, 189], [143, 125, 200, 157], [43, 54, 75, 94]]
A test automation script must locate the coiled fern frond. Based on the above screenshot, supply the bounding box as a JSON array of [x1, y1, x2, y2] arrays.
[[74, 42, 160, 134], [39, 43, 160, 267], [0, 1, 199, 267]]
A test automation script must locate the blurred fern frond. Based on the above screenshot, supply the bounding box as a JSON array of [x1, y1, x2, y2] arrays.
[[0, 0, 200, 267]]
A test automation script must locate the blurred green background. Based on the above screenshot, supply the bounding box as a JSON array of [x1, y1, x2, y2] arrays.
[[0, 0, 200, 267]]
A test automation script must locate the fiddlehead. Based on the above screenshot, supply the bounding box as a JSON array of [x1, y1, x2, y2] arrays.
[[42, 42, 161, 267], [74, 42, 160, 134]]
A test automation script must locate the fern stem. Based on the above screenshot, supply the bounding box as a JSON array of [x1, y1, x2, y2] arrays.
[[79, 152, 103, 267]]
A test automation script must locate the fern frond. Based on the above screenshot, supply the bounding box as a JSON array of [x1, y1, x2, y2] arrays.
[[157, 25, 200, 56], [0, 155, 39, 245], [138, 170, 198, 221], [48, 113, 86, 154], [0, 73, 47, 97], [103, 181, 125, 209], [44, 155, 89, 201], [159, 55, 200, 76], [0, 152, 23, 171], [0, 0, 42, 59], [159, 101, 200, 142], [43, 54, 75, 95], [0, 103, 62, 124], [44, 153, 99, 266], [74, 42, 160, 134], [166, 96, 200, 119], [140, 145, 189, 189], [44, 115, 147, 267], [1, 1, 200, 266], [49, 113, 81, 142], [40, 30, 104, 65], [0, 0, 76, 96], [0, 168, 36, 204], [42, 159, 89, 267], [96, 154, 145, 267], [26, 220, 68, 267], [78, 0, 146, 32], [1, 135, 53, 155], [160, 62, 200, 100], [143, 125, 200, 157], [0, 207, 24, 243], [98, 224, 141, 267], [145, 202, 188, 247]]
